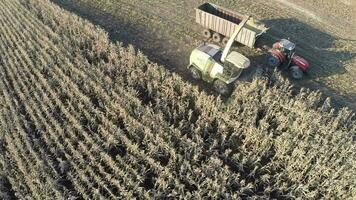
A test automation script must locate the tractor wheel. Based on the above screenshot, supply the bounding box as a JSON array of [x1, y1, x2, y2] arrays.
[[202, 29, 212, 38], [213, 80, 231, 95], [290, 66, 303, 79], [267, 54, 281, 67], [222, 37, 229, 45], [189, 66, 201, 80], [212, 33, 222, 43]]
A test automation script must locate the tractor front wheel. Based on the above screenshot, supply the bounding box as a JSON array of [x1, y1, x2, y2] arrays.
[[213, 80, 231, 95], [267, 54, 281, 67], [290, 66, 303, 79], [189, 66, 201, 80]]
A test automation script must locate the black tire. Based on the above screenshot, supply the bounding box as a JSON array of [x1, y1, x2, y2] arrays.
[[202, 29, 212, 38], [213, 80, 231, 95], [254, 67, 264, 78], [267, 54, 281, 67], [189, 66, 201, 80], [290, 66, 303, 79], [222, 37, 229, 45], [212, 32, 222, 43]]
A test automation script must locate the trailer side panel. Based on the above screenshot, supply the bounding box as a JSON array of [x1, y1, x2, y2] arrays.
[[196, 3, 266, 48]]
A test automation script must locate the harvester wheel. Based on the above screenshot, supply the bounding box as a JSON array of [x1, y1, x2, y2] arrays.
[[267, 54, 281, 67], [213, 80, 231, 95], [222, 37, 229, 45], [290, 66, 303, 79], [202, 29, 212, 38], [189, 66, 201, 80], [212, 33, 222, 43]]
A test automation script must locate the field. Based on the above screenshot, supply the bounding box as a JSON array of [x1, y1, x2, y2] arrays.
[[0, 0, 355, 199], [52, 0, 356, 110]]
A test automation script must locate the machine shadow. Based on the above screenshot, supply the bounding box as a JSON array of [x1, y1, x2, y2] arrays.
[[50, 0, 218, 96], [258, 18, 355, 79], [50, 0, 173, 69], [246, 52, 355, 111]]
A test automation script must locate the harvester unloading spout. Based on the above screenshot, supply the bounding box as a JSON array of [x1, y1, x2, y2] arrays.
[[221, 15, 250, 63]]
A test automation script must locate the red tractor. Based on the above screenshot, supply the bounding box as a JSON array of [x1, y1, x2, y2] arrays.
[[267, 39, 309, 79]]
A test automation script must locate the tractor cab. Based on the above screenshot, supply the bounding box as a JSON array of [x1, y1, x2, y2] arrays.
[[268, 38, 309, 79], [274, 39, 296, 58]]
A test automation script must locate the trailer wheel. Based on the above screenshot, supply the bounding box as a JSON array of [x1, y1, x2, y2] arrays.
[[189, 66, 201, 80], [222, 37, 229, 45], [212, 33, 222, 43], [213, 80, 231, 95], [202, 29, 212, 38], [290, 66, 303, 79]]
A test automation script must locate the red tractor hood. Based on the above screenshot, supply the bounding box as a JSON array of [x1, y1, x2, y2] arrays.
[[292, 55, 309, 72]]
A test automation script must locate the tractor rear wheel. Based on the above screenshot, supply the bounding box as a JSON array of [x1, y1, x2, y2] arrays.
[[212, 33, 222, 43], [213, 80, 231, 95], [290, 66, 303, 79], [267, 54, 281, 67], [189, 66, 201, 80], [202, 29, 212, 38]]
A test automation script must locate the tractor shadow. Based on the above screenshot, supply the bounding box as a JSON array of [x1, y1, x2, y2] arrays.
[[257, 18, 356, 109], [258, 18, 355, 79]]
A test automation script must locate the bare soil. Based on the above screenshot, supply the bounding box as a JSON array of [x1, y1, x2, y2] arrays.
[[51, 0, 356, 110]]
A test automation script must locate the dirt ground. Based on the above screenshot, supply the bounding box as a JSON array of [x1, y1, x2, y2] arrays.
[[51, 0, 356, 110]]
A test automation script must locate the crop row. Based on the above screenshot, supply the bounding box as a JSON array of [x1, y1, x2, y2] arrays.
[[0, 0, 354, 199]]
